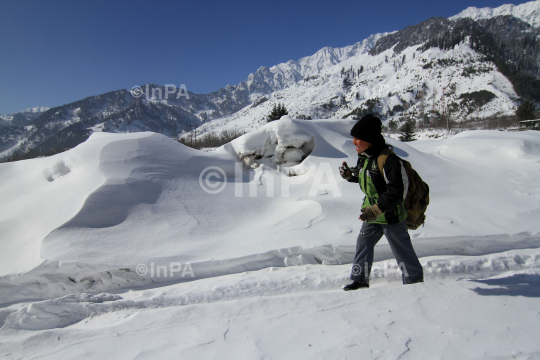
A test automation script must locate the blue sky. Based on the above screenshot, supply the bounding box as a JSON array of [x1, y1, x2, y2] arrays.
[[0, 0, 527, 114]]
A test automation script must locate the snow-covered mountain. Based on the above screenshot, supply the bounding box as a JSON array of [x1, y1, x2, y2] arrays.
[[2, 1, 540, 161], [0, 33, 388, 162], [451, 0, 540, 27], [0, 107, 50, 155], [0, 107, 49, 126], [194, 13, 539, 137]]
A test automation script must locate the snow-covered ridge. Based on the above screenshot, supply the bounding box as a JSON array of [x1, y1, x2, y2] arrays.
[[450, 0, 540, 27], [275, 32, 390, 76], [0, 106, 49, 119], [246, 32, 389, 97], [195, 42, 518, 138], [0, 107, 49, 122], [20, 106, 49, 114]]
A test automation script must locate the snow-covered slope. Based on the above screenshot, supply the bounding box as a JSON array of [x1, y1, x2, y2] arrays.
[[451, 0, 540, 27], [194, 42, 518, 137], [1, 119, 540, 357], [244, 32, 388, 98]]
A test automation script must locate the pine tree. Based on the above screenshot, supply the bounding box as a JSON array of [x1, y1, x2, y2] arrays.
[[388, 120, 399, 134], [398, 121, 417, 142], [267, 103, 288, 122], [516, 100, 536, 121]]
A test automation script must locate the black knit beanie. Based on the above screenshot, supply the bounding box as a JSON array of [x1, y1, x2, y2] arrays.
[[350, 114, 385, 145]]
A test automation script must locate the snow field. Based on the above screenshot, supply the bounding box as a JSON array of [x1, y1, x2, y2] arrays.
[[1, 261, 540, 359], [1, 117, 540, 358], [1, 248, 540, 331]]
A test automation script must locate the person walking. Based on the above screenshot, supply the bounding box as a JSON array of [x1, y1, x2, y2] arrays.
[[340, 114, 424, 290]]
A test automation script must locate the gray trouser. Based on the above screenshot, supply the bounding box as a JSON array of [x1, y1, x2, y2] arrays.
[[350, 220, 424, 284]]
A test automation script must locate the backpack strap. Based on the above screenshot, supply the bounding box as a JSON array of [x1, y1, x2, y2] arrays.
[[376, 148, 396, 180]]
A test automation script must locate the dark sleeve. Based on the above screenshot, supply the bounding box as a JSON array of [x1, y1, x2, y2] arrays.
[[347, 164, 358, 183], [347, 158, 361, 183], [377, 155, 408, 212]]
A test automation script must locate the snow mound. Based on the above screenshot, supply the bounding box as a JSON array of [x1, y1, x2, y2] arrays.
[[437, 130, 540, 164]]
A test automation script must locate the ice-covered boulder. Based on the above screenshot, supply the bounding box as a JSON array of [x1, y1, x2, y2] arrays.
[[226, 116, 315, 172]]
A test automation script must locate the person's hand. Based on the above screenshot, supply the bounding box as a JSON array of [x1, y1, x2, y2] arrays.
[[359, 204, 383, 222], [339, 161, 352, 180]]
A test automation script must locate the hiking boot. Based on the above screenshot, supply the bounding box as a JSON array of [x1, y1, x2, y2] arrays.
[[342, 281, 369, 291], [404, 278, 424, 285]]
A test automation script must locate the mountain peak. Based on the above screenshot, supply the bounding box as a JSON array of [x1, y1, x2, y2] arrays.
[[21, 107, 49, 114], [450, 0, 540, 27]]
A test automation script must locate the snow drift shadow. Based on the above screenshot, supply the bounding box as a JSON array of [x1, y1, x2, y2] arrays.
[[55, 179, 162, 228], [469, 273, 540, 297], [390, 145, 409, 158]]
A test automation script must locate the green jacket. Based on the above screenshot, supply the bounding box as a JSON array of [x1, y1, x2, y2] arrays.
[[349, 144, 408, 224]]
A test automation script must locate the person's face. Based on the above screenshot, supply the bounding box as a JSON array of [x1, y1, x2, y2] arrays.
[[353, 137, 372, 153]]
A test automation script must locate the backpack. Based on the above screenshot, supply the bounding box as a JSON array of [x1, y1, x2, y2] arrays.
[[376, 148, 430, 230]]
